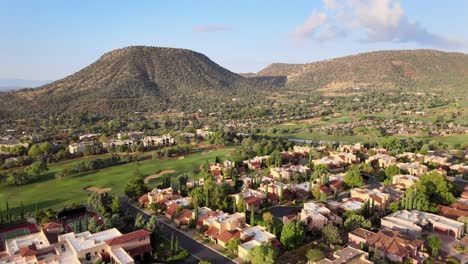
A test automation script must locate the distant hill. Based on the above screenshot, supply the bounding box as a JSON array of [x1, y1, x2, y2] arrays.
[[239, 73, 257, 78], [0, 78, 52, 91], [257, 49, 468, 91], [0, 46, 282, 118], [1, 48, 466, 119]]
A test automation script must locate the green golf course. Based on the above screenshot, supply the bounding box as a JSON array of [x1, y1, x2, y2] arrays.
[[0, 148, 234, 216]]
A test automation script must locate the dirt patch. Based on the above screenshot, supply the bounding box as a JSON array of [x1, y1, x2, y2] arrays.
[[86, 187, 112, 193], [201, 149, 215, 155], [178, 156, 185, 160], [144, 170, 175, 183]]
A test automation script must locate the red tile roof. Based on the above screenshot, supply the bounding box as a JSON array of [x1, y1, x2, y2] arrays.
[[329, 180, 343, 189], [105, 229, 151, 246], [138, 194, 149, 204], [267, 192, 279, 201], [244, 196, 261, 205], [19, 244, 37, 257], [438, 205, 468, 220], [127, 244, 152, 257], [196, 212, 219, 227], [366, 229, 423, 258], [165, 203, 179, 217], [453, 202, 468, 212], [320, 185, 331, 194], [217, 230, 240, 243], [204, 226, 220, 239], [211, 169, 221, 176], [42, 222, 62, 229], [175, 209, 193, 223], [349, 228, 375, 239]]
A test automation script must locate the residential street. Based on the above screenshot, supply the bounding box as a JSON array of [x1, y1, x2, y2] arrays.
[[119, 197, 236, 264]]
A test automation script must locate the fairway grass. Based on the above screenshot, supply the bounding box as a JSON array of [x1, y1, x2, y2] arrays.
[[0, 148, 234, 216]]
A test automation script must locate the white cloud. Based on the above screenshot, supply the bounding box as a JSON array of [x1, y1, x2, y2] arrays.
[[290, 11, 328, 43], [290, 0, 463, 48], [194, 25, 233, 33]]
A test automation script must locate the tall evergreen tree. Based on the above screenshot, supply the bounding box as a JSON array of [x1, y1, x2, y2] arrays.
[[175, 236, 179, 253], [250, 207, 255, 226], [170, 233, 175, 255], [20, 202, 24, 220]]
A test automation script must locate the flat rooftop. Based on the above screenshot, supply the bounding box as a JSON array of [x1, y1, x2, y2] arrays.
[[5, 231, 49, 255]]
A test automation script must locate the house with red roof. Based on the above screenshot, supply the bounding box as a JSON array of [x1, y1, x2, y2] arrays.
[[174, 209, 194, 227], [0, 227, 152, 264], [366, 229, 427, 263], [217, 230, 241, 248], [105, 229, 152, 261]]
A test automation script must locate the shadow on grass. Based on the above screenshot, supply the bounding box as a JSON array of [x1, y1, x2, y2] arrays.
[[2, 198, 67, 219]]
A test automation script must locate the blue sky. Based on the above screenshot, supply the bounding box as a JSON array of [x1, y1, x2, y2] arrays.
[[1, 0, 467, 80]]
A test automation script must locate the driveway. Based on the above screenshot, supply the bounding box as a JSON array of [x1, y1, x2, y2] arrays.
[[120, 197, 236, 264], [438, 234, 467, 264]]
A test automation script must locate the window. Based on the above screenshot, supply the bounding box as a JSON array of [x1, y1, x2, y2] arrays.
[[86, 253, 91, 261]]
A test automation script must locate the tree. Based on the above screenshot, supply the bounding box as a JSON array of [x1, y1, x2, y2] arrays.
[[99, 135, 109, 144], [190, 187, 204, 207], [344, 215, 371, 231], [344, 165, 364, 188], [26, 161, 48, 179], [360, 162, 374, 175], [111, 197, 121, 213], [250, 207, 255, 226], [170, 233, 175, 254], [226, 237, 241, 254], [267, 150, 282, 168], [312, 164, 329, 180], [248, 243, 277, 264], [39, 142, 53, 154], [87, 217, 101, 233], [20, 202, 24, 220], [263, 212, 274, 230], [146, 215, 159, 233], [236, 195, 245, 213], [384, 165, 400, 178], [280, 219, 306, 250], [322, 224, 342, 246], [125, 167, 147, 199], [320, 191, 327, 202], [7, 170, 31, 185], [306, 248, 325, 262], [402, 171, 456, 212], [134, 213, 146, 229], [419, 144, 429, 155], [389, 202, 400, 212], [312, 184, 322, 200], [427, 234, 442, 257], [28, 145, 43, 158]]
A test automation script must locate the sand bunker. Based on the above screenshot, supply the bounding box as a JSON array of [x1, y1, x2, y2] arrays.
[[144, 170, 175, 183], [86, 187, 112, 193]]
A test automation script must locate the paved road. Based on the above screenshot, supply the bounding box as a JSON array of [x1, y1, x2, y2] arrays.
[[120, 197, 236, 264]]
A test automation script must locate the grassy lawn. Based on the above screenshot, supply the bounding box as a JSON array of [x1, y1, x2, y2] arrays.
[[263, 130, 467, 147], [0, 148, 234, 216]]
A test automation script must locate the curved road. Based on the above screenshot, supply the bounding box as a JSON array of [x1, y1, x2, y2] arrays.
[[120, 197, 235, 264]]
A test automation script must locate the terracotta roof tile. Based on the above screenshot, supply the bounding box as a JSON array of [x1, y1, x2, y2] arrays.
[[19, 244, 38, 257], [105, 229, 151, 246], [42, 222, 62, 229], [217, 230, 239, 243]]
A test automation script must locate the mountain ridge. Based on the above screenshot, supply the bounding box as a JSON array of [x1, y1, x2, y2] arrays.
[[257, 49, 468, 90], [1, 47, 467, 119]]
